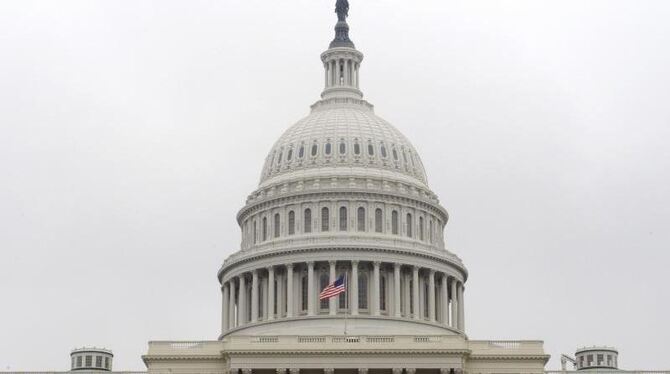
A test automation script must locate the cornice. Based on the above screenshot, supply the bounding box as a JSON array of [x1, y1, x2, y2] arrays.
[[237, 188, 448, 225], [218, 245, 468, 282], [223, 349, 471, 356]]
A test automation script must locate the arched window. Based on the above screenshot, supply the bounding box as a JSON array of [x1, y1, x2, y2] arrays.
[[357, 207, 365, 231], [325, 142, 332, 155], [321, 207, 330, 232], [358, 274, 368, 310], [288, 211, 295, 235], [409, 279, 414, 314], [301, 275, 308, 311], [338, 272, 347, 309], [392, 148, 399, 161], [277, 150, 283, 165], [299, 145, 305, 159], [311, 144, 318, 157], [375, 208, 383, 233], [368, 143, 374, 156], [339, 207, 347, 231], [320, 273, 330, 310], [253, 220, 257, 244], [419, 216, 424, 241], [287, 148, 293, 161], [304, 209, 312, 233], [402, 150, 408, 163], [409, 151, 415, 167], [380, 275, 387, 311], [274, 213, 281, 238], [380, 144, 387, 158], [354, 142, 361, 155], [429, 219, 433, 243], [339, 141, 346, 154], [392, 211, 399, 235], [406, 213, 413, 238], [262, 217, 268, 241]]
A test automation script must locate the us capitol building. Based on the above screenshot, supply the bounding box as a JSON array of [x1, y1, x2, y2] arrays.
[[3, 2, 667, 374]]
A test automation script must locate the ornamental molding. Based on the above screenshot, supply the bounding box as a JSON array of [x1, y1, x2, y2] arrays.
[[223, 349, 471, 356], [218, 246, 467, 282], [239, 186, 446, 223], [467, 354, 551, 363]]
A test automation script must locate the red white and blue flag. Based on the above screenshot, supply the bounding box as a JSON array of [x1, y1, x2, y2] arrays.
[[319, 275, 346, 300]]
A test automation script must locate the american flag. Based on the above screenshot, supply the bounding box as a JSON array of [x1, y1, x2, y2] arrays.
[[319, 275, 346, 300]]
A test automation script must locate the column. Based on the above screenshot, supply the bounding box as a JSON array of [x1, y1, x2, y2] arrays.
[[268, 266, 275, 321], [403, 272, 411, 317], [277, 272, 284, 318], [412, 266, 420, 320], [238, 274, 247, 325], [351, 260, 359, 315], [451, 277, 459, 329], [262, 275, 269, 320], [372, 261, 381, 316], [251, 270, 259, 323], [307, 261, 315, 316], [458, 282, 465, 331], [336, 59, 341, 85], [324, 63, 329, 88], [393, 263, 401, 317], [428, 270, 436, 322], [441, 274, 449, 325], [229, 280, 236, 328], [286, 264, 294, 318], [329, 261, 337, 315], [344, 59, 350, 86], [222, 282, 229, 332]]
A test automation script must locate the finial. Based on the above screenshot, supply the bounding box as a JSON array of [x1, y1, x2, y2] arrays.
[[330, 0, 355, 49]]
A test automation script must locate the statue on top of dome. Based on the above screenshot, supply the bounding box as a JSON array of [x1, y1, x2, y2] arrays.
[[336, 0, 349, 22]]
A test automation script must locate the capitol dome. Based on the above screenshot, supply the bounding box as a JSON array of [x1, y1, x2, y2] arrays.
[[260, 103, 429, 189], [217, 4, 467, 340]]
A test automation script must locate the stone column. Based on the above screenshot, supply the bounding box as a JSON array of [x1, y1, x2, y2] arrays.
[[277, 272, 284, 318], [286, 264, 294, 318], [262, 275, 269, 320], [372, 261, 381, 316], [394, 263, 401, 317], [222, 282, 229, 332], [441, 274, 449, 325], [451, 277, 459, 329], [238, 274, 247, 325], [268, 266, 275, 321], [229, 280, 236, 328], [428, 270, 436, 322], [307, 261, 315, 316], [329, 261, 337, 315], [458, 282, 465, 331], [251, 270, 259, 323], [412, 266, 420, 320], [351, 260, 359, 315]]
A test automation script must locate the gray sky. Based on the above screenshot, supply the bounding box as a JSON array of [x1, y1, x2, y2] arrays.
[[1, 0, 669, 371]]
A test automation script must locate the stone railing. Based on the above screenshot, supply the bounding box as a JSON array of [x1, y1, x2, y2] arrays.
[[546, 372, 670, 374], [145, 340, 224, 356], [468, 340, 546, 356], [221, 335, 466, 351]]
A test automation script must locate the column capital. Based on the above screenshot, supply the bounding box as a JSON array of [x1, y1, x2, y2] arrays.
[[373, 261, 381, 267], [252, 268, 258, 275], [329, 260, 337, 266], [429, 269, 436, 275], [392, 369, 403, 374], [394, 262, 401, 268], [307, 261, 315, 266], [267, 265, 275, 272], [286, 263, 294, 270], [241, 369, 252, 374], [406, 369, 416, 374], [358, 369, 369, 374], [352, 260, 359, 266], [324, 369, 335, 374], [289, 369, 300, 374], [276, 369, 286, 374]]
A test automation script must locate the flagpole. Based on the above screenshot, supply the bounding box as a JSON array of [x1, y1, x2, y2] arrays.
[[344, 271, 348, 336]]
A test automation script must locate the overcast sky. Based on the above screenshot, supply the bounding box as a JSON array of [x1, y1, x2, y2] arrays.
[[1, 0, 669, 371]]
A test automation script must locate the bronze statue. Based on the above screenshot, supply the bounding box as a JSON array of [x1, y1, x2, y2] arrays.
[[336, 0, 349, 21]]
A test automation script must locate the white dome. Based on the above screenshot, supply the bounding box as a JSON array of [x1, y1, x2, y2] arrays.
[[259, 99, 429, 189]]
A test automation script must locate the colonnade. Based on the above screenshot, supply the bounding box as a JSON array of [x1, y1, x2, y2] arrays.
[[221, 260, 465, 334], [324, 58, 360, 89]]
